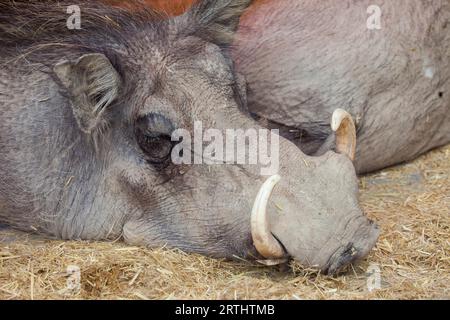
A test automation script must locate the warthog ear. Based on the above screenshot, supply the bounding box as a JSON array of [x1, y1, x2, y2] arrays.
[[187, 0, 252, 46], [53, 53, 121, 134]]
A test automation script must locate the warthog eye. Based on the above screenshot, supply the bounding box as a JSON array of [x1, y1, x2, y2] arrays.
[[135, 113, 175, 167]]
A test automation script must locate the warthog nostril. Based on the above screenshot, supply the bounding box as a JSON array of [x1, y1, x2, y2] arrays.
[[324, 242, 360, 275], [342, 243, 359, 258], [325, 221, 380, 275]]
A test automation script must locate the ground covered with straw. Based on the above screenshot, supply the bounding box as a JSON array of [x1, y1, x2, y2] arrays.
[[0, 146, 449, 300]]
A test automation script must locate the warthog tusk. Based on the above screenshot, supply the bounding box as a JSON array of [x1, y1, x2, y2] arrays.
[[256, 258, 288, 266], [331, 109, 356, 161], [251, 175, 286, 259]]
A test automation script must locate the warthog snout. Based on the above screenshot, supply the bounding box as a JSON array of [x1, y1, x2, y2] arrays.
[[247, 109, 379, 273], [250, 174, 380, 274]]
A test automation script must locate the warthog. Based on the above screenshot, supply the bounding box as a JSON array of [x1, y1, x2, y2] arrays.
[[0, 0, 379, 274], [233, 0, 450, 173]]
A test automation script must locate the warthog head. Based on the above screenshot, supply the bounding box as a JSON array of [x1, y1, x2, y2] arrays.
[[0, 0, 379, 274]]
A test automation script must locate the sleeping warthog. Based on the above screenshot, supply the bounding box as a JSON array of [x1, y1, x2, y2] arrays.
[[233, 0, 450, 173], [0, 0, 378, 274]]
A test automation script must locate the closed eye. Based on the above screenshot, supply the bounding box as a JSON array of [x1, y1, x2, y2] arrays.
[[135, 113, 176, 168]]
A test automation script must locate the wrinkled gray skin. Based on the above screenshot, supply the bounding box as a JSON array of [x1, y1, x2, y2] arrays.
[[0, 0, 378, 274], [234, 0, 450, 174]]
